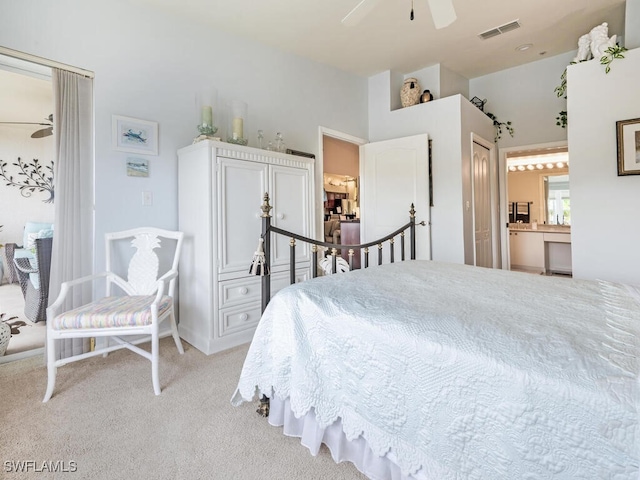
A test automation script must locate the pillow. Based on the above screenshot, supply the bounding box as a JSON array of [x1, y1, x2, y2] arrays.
[[25, 232, 39, 250], [25, 229, 54, 251]]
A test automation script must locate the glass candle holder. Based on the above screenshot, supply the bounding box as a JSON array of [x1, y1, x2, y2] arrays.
[[227, 100, 248, 145], [196, 88, 218, 138]]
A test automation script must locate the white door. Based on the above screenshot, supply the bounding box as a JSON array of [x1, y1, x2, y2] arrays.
[[472, 141, 492, 268], [269, 164, 311, 266], [360, 133, 431, 263], [217, 157, 268, 275]]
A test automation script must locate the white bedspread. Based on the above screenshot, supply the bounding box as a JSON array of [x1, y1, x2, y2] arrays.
[[232, 260, 639, 479]]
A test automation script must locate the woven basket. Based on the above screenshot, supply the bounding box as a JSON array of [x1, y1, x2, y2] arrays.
[[400, 77, 421, 108]]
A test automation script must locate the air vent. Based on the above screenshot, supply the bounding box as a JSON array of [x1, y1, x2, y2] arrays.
[[478, 19, 521, 40]]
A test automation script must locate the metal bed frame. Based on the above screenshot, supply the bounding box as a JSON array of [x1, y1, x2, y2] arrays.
[[257, 192, 424, 313], [254, 192, 423, 416]]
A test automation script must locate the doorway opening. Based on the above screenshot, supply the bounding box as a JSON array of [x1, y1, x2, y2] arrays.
[[0, 53, 53, 362], [502, 144, 571, 275], [318, 127, 366, 267]]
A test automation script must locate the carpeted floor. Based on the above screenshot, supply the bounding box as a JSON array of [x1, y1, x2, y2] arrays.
[[0, 337, 366, 480]]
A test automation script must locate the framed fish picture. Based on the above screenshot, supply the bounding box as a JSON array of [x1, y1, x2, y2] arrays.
[[112, 115, 158, 155]]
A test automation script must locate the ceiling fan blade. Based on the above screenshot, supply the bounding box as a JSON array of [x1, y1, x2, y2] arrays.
[[30, 126, 53, 138], [427, 0, 457, 29], [0, 121, 51, 126], [342, 0, 384, 26]]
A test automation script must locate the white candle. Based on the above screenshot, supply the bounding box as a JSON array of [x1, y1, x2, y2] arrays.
[[232, 117, 243, 140], [201, 106, 213, 126]]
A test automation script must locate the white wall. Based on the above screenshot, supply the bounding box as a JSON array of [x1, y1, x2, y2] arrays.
[[567, 47, 640, 285], [625, 0, 640, 49], [440, 65, 469, 100], [0, 69, 54, 245], [0, 0, 368, 272], [368, 71, 494, 264], [469, 51, 574, 149]]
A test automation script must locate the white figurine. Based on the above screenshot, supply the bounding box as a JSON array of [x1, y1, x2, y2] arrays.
[[573, 33, 593, 62], [589, 22, 617, 59]]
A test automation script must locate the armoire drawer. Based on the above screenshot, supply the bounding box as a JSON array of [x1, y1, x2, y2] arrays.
[[219, 303, 262, 337], [218, 276, 262, 309]]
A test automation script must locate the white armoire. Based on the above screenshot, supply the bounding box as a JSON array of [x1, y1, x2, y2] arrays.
[[177, 140, 315, 354]]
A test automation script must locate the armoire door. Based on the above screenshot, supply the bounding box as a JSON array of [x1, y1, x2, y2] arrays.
[[269, 164, 311, 266], [360, 133, 431, 262], [217, 157, 268, 275]]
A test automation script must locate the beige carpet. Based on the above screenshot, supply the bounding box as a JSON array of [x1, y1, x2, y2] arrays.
[[0, 337, 367, 480]]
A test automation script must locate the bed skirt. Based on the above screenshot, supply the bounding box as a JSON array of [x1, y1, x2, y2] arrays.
[[268, 396, 424, 480]]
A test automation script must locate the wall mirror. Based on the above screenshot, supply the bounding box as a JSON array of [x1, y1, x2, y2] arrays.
[[506, 148, 569, 226]]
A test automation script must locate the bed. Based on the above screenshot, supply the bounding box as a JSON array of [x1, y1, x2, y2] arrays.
[[232, 196, 639, 479]]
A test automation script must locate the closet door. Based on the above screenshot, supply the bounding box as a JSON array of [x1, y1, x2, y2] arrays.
[[217, 157, 268, 276], [269, 164, 311, 266]]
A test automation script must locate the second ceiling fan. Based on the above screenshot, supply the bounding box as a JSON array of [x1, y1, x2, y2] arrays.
[[0, 114, 53, 138], [342, 0, 456, 29]]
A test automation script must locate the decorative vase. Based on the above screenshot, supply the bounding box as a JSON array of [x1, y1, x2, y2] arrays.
[[400, 77, 421, 108], [0, 321, 10, 356]]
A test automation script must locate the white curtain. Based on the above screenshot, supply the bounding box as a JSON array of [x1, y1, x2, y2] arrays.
[[49, 68, 94, 359]]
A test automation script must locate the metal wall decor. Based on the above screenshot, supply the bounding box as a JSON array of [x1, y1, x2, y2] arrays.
[[0, 157, 55, 203]]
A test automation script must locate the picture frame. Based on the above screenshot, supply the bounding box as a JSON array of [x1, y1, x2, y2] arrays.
[[126, 157, 149, 177], [112, 115, 158, 155], [616, 117, 640, 176]]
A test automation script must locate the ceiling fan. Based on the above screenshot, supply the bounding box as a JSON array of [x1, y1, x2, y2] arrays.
[[0, 114, 53, 138], [342, 0, 456, 29]]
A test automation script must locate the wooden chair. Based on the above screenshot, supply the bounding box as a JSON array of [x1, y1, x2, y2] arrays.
[[43, 227, 184, 402]]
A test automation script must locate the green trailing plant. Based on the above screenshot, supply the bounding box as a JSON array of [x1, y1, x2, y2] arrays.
[[0, 157, 54, 203], [556, 111, 568, 129], [600, 44, 628, 73], [486, 112, 514, 142]]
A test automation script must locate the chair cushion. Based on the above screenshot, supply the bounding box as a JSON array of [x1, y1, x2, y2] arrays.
[[52, 295, 172, 330]]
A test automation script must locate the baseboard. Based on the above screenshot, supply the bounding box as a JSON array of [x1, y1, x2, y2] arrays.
[[0, 347, 45, 365]]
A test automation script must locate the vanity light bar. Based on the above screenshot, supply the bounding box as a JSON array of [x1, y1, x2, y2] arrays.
[[508, 161, 569, 172]]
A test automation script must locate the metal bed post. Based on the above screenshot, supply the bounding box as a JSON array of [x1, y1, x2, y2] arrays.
[[311, 245, 318, 278], [410, 203, 416, 260], [260, 193, 272, 314], [289, 238, 296, 285]]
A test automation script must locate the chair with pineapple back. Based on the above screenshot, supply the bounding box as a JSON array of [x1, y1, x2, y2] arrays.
[[43, 227, 184, 402]]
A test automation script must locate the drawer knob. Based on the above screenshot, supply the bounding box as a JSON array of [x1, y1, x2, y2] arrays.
[[240, 313, 249, 321], [277, 213, 284, 220], [239, 287, 248, 295]]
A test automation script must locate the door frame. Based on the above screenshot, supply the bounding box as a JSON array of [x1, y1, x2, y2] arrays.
[[316, 126, 366, 241], [498, 140, 568, 270]]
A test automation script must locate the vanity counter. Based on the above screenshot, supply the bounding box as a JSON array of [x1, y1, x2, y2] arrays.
[[509, 228, 572, 275]]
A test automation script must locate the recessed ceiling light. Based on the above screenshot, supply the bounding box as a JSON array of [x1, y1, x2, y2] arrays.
[[515, 43, 533, 51]]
